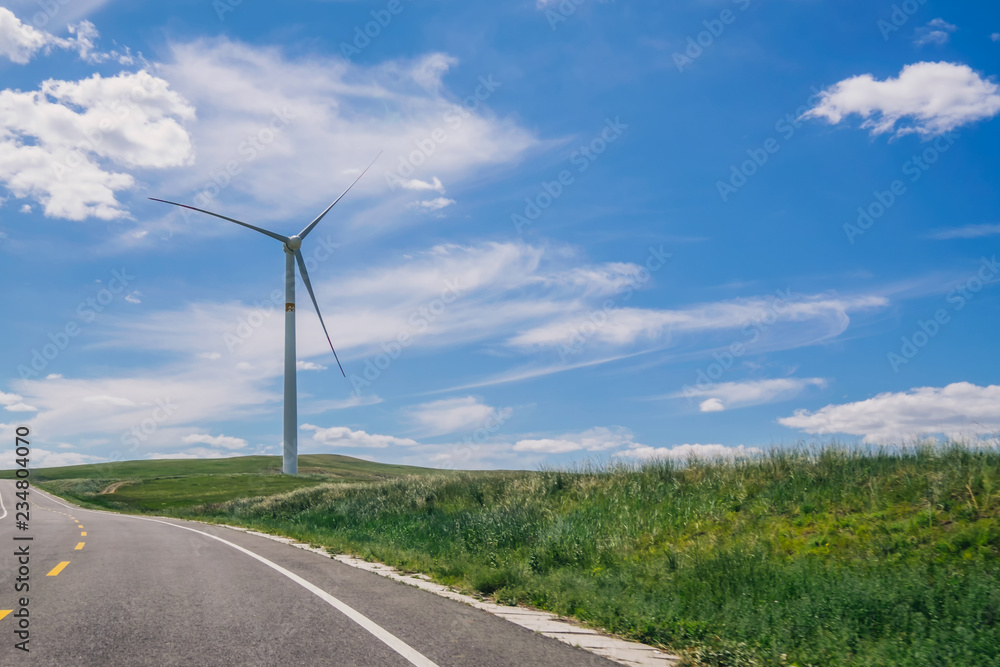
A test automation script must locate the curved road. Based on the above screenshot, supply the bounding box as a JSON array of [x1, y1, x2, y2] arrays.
[[0, 480, 616, 666]]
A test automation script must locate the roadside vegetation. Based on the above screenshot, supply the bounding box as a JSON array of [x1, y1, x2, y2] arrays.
[[20, 445, 1000, 666]]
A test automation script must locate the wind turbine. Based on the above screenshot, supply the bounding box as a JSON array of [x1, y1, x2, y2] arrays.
[[149, 155, 379, 475]]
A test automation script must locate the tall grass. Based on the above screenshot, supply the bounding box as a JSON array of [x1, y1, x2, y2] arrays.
[[183, 445, 999, 665]]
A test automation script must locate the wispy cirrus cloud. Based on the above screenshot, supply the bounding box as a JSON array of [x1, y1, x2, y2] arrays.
[[670, 377, 827, 412]]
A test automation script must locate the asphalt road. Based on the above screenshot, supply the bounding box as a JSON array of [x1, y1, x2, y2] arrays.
[[0, 480, 617, 666]]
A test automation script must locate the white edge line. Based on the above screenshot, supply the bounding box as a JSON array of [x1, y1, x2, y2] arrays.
[[24, 485, 438, 667], [27, 485, 679, 666], [0, 482, 6, 520]]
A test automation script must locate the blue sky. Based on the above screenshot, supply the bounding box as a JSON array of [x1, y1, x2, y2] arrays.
[[1, 0, 998, 469]]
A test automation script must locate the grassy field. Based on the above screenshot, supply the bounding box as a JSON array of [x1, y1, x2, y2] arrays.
[[27, 446, 1000, 666], [10, 453, 438, 511]]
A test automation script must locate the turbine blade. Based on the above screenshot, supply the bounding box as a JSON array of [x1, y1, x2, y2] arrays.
[[294, 249, 346, 377], [298, 152, 382, 239], [149, 198, 289, 243]]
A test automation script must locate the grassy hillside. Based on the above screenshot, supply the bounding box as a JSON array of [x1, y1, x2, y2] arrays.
[[12, 454, 438, 511], [181, 445, 998, 666]]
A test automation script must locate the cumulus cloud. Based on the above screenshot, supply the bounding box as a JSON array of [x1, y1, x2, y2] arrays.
[[0, 9, 131, 65], [514, 426, 641, 454], [1, 391, 38, 412], [181, 433, 248, 450], [914, 19, 957, 47], [803, 62, 1000, 137], [399, 176, 445, 194], [0, 70, 195, 220], [296, 360, 327, 371], [616, 444, 763, 460], [778, 382, 1000, 443], [300, 424, 418, 449], [406, 397, 509, 437], [674, 377, 827, 412]]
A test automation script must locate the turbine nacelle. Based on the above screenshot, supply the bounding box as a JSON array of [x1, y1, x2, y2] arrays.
[[285, 235, 302, 252]]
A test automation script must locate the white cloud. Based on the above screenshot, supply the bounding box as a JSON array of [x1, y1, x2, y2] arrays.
[[927, 223, 1000, 239], [778, 382, 1000, 443], [0, 9, 128, 65], [0, 391, 23, 406], [674, 377, 827, 412], [803, 62, 1000, 136], [699, 398, 725, 412], [198, 352, 222, 360], [616, 444, 763, 460], [0, 70, 195, 220], [149, 41, 538, 234], [0, 447, 104, 467], [300, 424, 418, 449], [82, 394, 135, 407], [400, 176, 445, 194], [508, 294, 885, 350], [405, 397, 509, 437], [297, 360, 327, 371], [5, 402, 38, 412], [408, 197, 455, 212], [514, 426, 640, 454], [19, 204, 30, 213], [992, 33, 1000, 43], [124, 291, 142, 304], [181, 433, 247, 450], [914, 19, 957, 47]]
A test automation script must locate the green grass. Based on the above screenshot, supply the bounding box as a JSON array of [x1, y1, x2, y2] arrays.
[[28, 445, 1000, 665], [14, 453, 439, 512]]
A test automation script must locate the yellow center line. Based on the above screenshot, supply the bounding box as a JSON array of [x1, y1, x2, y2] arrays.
[[75, 542, 85, 550], [81, 532, 87, 536], [0, 611, 11, 621], [47, 562, 70, 577]]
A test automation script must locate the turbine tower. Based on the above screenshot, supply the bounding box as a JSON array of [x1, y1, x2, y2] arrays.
[[150, 156, 378, 475]]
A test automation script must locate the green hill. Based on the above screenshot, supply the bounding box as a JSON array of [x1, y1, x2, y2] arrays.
[[8, 453, 440, 512]]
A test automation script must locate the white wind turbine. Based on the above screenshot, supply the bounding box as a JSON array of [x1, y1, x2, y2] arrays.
[[150, 155, 379, 475]]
